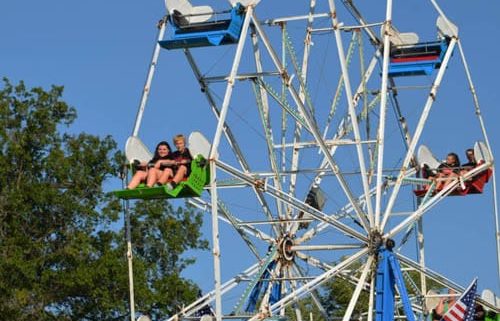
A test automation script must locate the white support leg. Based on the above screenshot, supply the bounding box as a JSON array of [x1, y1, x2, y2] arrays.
[[132, 19, 167, 137], [374, 0, 393, 229], [342, 256, 374, 321], [125, 200, 136, 321], [208, 7, 254, 321], [416, 218, 427, 301]]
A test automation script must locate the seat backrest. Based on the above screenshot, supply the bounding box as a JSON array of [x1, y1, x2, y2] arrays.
[[481, 289, 497, 311], [125, 136, 153, 163], [165, 0, 214, 24], [189, 131, 215, 159], [383, 24, 419, 46], [417, 145, 440, 169], [437, 16, 458, 39], [475, 141, 492, 163]]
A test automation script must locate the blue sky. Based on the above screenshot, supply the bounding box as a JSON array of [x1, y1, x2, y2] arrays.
[[2, 0, 500, 308]]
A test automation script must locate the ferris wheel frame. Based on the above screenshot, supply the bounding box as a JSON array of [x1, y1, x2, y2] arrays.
[[124, 1, 500, 321]]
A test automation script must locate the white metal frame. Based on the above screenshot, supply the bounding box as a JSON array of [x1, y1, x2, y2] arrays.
[[123, 1, 500, 320]]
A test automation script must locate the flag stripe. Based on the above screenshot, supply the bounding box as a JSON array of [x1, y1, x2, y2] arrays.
[[450, 309, 463, 320], [444, 315, 454, 321], [455, 302, 466, 313]]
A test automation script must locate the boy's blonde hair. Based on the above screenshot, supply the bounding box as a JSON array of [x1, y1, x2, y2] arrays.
[[173, 134, 185, 144]]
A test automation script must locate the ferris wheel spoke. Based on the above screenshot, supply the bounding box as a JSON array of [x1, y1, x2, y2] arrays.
[[367, 273, 375, 321], [379, 38, 458, 232], [341, 255, 374, 321], [295, 250, 332, 271], [292, 244, 365, 251], [249, 248, 369, 321], [216, 160, 369, 242]]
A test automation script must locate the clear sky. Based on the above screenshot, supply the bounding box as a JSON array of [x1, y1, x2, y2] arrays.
[[2, 0, 500, 308]]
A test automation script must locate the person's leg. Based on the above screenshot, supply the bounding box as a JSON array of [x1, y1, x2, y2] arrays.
[[172, 165, 187, 184], [158, 168, 173, 185], [128, 170, 148, 189], [443, 172, 459, 189], [147, 168, 161, 187], [435, 173, 445, 190]]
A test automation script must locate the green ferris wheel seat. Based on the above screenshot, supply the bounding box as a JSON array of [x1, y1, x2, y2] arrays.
[[113, 155, 210, 200]]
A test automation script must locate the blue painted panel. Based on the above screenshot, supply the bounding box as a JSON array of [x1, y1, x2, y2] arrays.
[[160, 3, 245, 50]]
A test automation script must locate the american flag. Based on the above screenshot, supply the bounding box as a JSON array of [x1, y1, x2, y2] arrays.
[[441, 279, 477, 321]]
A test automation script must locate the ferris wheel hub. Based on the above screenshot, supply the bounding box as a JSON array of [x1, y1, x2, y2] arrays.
[[277, 235, 295, 263], [368, 230, 384, 254]]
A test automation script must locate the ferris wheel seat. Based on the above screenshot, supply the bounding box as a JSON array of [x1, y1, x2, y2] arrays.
[[159, 3, 245, 50], [388, 39, 450, 77], [112, 155, 210, 200], [413, 166, 492, 197]]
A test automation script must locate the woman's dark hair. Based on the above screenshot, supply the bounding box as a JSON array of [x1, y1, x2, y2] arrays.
[[151, 141, 172, 161], [447, 152, 460, 167]]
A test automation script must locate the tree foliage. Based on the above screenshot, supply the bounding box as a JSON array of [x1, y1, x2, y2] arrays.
[[0, 78, 207, 320]]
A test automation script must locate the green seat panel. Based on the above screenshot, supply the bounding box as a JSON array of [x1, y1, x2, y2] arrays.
[[113, 155, 209, 200]]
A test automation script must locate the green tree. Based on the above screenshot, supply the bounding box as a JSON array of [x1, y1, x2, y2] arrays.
[[321, 264, 371, 320], [128, 200, 208, 319], [0, 78, 207, 320]]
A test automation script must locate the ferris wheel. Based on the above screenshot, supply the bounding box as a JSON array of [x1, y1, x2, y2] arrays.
[[113, 1, 500, 321]]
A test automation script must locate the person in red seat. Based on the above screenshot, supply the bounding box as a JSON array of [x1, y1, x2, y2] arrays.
[[128, 141, 176, 189], [166, 134, 193, 190], [431, 152, 461, 190], [460, 148, 477, 180], [461, 148, 477, 170]]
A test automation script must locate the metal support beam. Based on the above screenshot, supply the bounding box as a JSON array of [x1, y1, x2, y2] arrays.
[[132, 19, 167, 137], [208, 8, 254, 321]]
